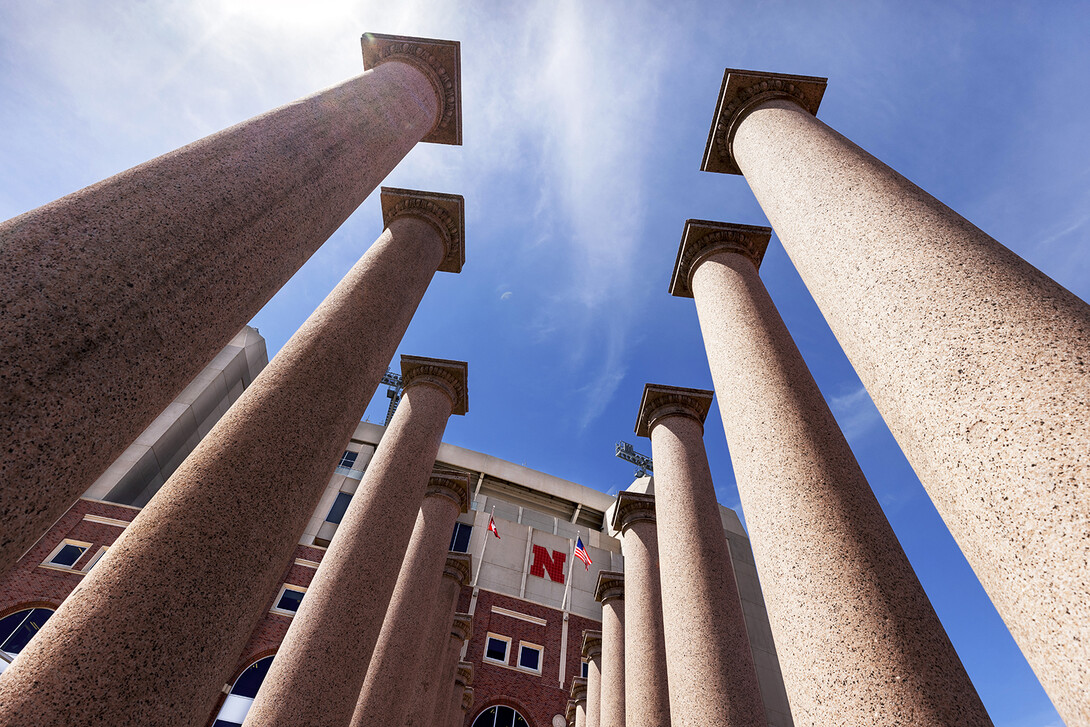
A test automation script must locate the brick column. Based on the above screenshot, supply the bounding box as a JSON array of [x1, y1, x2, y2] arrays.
[[595, 571, 625, 727], [400, 561, 473, 727], [446, 662, 474, 727], [253, 467, 471, 727], [0, 188, 465, 727], [670, 220, 992, 725], [703, 68, 1090, 724], [428, 614, 473, 727], [611, 492, 671, 727], [0, 34, 461, 578], [570, 678, 589, 727], [582, 630, 604, 727], [636, 385, 766, 727]]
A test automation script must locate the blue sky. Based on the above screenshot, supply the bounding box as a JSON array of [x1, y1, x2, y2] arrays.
[[2, 2, 1086, 724]]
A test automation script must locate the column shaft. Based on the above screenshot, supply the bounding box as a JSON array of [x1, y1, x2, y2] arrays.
[[400, 563, 470, 727], [614, 505, 671, 727], [691, 245, 991, 724], [443, 661, 473, 727], [583, 632, 603, 727], [0, 216, 452, 727], [597, 587, 625, 727], [0, 58, 439, 577], [641, 397, 765, 727], [732, 96, 1090, 722], [249, 468, 469, 726]]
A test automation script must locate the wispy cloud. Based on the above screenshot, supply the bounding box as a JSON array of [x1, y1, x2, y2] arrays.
[[828, 385, 882, 442]]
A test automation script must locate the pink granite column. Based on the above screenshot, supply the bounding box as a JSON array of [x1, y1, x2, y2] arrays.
[[399, 562, 473, 727], [0, 33, 462, 579], [611, 492, 671, 727], [595, 572, 625, 727], [635, 385, 766, 727], [672, 221, 993, 724], [458, 688, 475, 727], [445, 661, 474, 727], [0, 186, 466, 727], [703, 68, 1090, 723], [250, 470, 471, 727], [582, 630, 604, 727], [570, 678, 590, 727]]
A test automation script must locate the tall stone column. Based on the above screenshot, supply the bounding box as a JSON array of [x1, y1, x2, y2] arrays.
[[252, 470, 471, 727], [398, 560, 472, 727], [445, 662, 474, 727], [458, 688, 475, 727], [428, 613, 473, 727], [702, 68, 1090, 723], [0, 34, 462, 579], [635, 385, 766, 727], [671, 220, 994, 724], [570, 678, 589, 727], [595, 572, 625, 727], [582, 630, 604, 727], [0, 185, 466, 727], [611, 492, 671, 727]]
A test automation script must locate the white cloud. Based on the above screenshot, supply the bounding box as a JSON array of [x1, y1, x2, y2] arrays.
[[828, 385, 883, 442]]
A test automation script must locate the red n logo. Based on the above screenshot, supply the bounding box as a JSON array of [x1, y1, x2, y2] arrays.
[[529, 545, 567, 584]]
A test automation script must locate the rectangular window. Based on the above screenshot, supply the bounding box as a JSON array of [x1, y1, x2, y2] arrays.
[[449, 522, 472, 553], [271, 584, 306, 616], [517, 642, 543, 674], [338, 451, 358, 468], [484, 633, 511, 665], [326, 492, 352, 524], [42, 539, 92, 570], [82, 546, 109, 572], [581, 660, 589, 678]]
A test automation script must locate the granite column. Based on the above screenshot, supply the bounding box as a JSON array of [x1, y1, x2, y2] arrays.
[[445, 662, 474, 727], [431, 615, 473, 727], [611, 492, 671, 727], [595, 572, 626, 727], [672, 220, 992, 724], [0, 187, 465, 727], [570, 678, 589, 727], [398, 561, 473, 727], [582, 630, 604, 727], [703, 68, 1090, 723], [0, 34, 462, 578], [635, 385, 766, 727], [251, 465, 471, 726]]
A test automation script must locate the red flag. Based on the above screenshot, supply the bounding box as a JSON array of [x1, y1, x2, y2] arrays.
[[488, 512, 501, 539]]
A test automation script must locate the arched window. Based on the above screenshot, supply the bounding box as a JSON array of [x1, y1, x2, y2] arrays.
[[472, 704, 531, 727], [0, 607, 55, 672], [212, 655, 274, 727]]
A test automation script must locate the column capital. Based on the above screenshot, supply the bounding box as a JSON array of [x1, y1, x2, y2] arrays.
[[451, 613, 473, 644], [670, 220, 772, 297], [442, 551, 473, 587], [400, 355, 469, 415], [566, 699, 579, 725], [361, 33, 462, 146], [455, 660, 474, 687], [610, 491, 657, 532], [635, 383, 714, 437], [594, 570, 624, 604], [570, 677, 589, 703], [581, 630, 603, 660], [701, 68, 827, 175], [461, 687, 474, 712], [425, 468, 472, 512], [380, 187, 465, 274]]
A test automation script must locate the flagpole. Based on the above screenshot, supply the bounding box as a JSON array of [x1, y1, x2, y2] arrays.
[[560, 531, 578, 612], [471, 504, 495, 587]]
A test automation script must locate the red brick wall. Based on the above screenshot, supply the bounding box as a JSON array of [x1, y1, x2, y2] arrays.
[[459, 588, 600, 727]]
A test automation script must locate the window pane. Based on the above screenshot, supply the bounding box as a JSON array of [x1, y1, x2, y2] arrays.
[[0, 608, 53, 655], [326, 492, 352, 524], [519, 646, 540, 671], [494, 706, 515, 727], [471, 707, 497, 727], [276, 589, 304, 613], [485, 637, 507, 662], [50, 543, 87, 567], [232, 655, 275, 698], [450, 523, 472, 553], [581, 660, 589, 677], [514, 715, 529, 727], [338, 451, 358, 468]]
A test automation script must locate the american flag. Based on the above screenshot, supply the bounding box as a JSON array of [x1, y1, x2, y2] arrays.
[[487, 511, 501, 539], [574, 536, 592, 570]]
